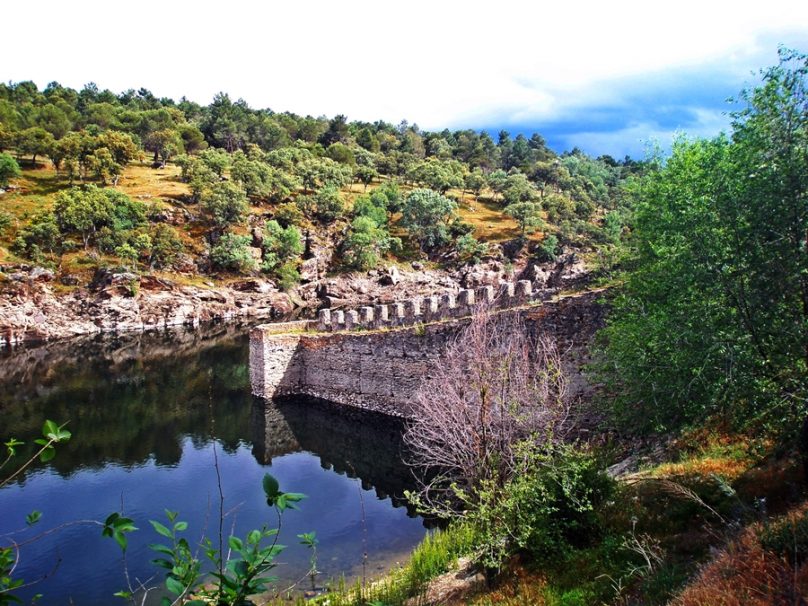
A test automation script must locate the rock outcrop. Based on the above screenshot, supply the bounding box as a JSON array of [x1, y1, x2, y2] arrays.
[[0, 268, 293, 347]]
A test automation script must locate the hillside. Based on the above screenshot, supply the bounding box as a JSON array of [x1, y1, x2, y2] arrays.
[[0, 81, 636, 344]]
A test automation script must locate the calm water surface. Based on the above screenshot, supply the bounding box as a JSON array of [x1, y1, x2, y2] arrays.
[[0, 324, 427, 605]]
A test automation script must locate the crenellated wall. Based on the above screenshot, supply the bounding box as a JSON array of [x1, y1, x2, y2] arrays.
[[249, 288, 606, 418], [315, 280, 539, 332]]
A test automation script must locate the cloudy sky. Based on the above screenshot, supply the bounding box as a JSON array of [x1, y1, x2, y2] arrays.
[[4, 0, 808, 157]]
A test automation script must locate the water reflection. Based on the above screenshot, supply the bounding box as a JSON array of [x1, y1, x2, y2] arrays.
[[0, 326, 427, 605]]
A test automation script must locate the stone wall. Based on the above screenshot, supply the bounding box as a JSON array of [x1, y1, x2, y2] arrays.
[[315, 280, 539, 332], [250, 291, 606, 418]]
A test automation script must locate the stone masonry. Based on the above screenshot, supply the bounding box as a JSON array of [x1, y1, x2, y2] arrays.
[[250, 279, 606, 418]]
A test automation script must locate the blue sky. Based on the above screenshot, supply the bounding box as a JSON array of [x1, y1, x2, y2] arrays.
[[3, 0, 808, 158]]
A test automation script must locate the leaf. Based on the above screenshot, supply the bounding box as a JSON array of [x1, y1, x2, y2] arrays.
[[173, 521, 188, 532], [149, 543, 174, 556], [113, 591, 132, 599], [38, 446, 55, 463], [42, 420, 59, 440], [26, 510, 42, 526], [113, 530, 128, 551], [247, 529, 262, 545], [150, 520, 173, 538], [262, 473, 280, 500], [165, 576, 185, 596], [228, 536, 243, 551]]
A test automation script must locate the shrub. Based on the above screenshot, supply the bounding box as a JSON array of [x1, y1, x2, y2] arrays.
[[536, 234, 559, 262], [455, 233, 487, 264], [465, 443, 614, 570], [0, 152, 21, 187], [210, 234, 256, 273]]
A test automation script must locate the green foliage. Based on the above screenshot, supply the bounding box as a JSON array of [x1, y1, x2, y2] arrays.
[[504, 201, 544, 237], [407, 158, 465, 193], [144, 474, 309, 606], [399, 188, 457, 251], [1, 420, 73, 603], [353, 192, 388, 226], [52, 185, 145, 250], [343, 216, 400, 270], [12, 212, 60, 259], [600, 49, 808, 435], [298, 184, 345, 223], [210, 233, 256, 273], [200, 181, 249, 231], [462, 444, 613, 570], [536, 234, 559, 262], [273, 202, 304, 228], [261, 220, 303, 287], [0, 152, 20, 187], [455, 233, 487, 264], [148, 224, 185, 268]]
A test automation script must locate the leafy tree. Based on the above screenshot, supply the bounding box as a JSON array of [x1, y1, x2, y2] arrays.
[[261, 219, 303, 272], [501, 171, 538, 206], [199, 148, 231, 177], [353, 191, 389, 226], [407, 158, 465, 193], [297, 157, 352, 193], [200, 182, 249, 231], [53, 185, 144, 250], [297, 184, 345, 223], [600, 49, 808, 435], [210, 233, 256, 272], [400, 188, 457, 251], [455, 233, 487, 264], [464, 168, 487, 200], [535, 234, 559, 262], [0, 152, 20, 187], [149, 224, 185, 268], [12, 212, 60, 258], [325, 142, 356, 166], [355, 165, 378, 191], [505, 201, 544, 238], [16, 127, 54, 164], [145, 128, 183, 166], [343, 216, 399, 270]]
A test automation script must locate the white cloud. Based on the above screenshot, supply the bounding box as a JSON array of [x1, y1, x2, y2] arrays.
[[3, 0, 807, 141]]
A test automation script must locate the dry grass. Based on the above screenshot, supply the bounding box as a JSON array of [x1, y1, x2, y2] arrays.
[[113, 161, 189, 202], [672, 503, 808, 606]]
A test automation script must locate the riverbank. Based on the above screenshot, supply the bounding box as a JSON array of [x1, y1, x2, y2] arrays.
[[0, 252, 589, 347]]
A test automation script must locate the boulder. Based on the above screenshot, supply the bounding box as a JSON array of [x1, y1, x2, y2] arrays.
[[379, 265, 400, 286]]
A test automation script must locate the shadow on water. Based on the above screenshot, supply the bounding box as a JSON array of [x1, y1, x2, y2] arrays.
[[0, 324, 428, 605]]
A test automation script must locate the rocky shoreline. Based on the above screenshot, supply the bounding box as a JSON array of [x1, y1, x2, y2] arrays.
[[0, 252, 588, 348]]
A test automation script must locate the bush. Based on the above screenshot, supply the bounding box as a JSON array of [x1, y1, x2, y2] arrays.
[[455, 233, 487, 264], [0, 153, 21, 187], [210, 234, 256, 273], [536, 234, 559, 262], [466, 443, 614, 570], [149, 224, 185, 268]]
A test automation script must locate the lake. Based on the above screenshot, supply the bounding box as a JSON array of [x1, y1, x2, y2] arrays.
[[0, 323, 428, 605]]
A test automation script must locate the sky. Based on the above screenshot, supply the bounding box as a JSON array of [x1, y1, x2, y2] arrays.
[[4, 0, 808, 157]]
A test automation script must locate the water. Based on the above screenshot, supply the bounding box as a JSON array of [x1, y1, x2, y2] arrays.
[[0, 324, 427, 605]]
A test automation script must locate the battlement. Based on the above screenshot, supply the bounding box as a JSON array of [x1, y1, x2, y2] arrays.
[[314, 280, 542, 332]]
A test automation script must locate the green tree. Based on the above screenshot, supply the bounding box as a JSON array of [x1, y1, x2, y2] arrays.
[[600, 49, 808, 435], [210, 233, 256, 273], [52, 186, 113, 249], [200, 182, 249, 231], [16, 127, 54, 165], [261, 219, 303, 272], [504, 201, 544, 238], [343, 216, 399, 270], [0, 152, 20, 187], [400, 188, 457, 251], [148, 224, 185, 268]]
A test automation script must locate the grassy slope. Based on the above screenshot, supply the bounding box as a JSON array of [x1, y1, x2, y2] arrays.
[[0, 160, 538, 280]]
